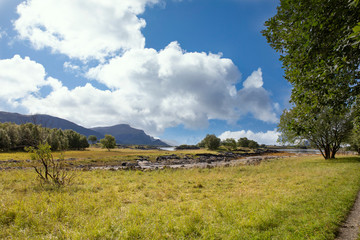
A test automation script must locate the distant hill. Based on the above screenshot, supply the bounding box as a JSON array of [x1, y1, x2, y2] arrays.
[[0, 111, 169, 146], [91, 124, 169, 146], [0, 111, 103, 139]]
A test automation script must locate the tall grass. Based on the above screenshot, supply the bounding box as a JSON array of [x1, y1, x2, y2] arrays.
[[1, 155, 360, 239]]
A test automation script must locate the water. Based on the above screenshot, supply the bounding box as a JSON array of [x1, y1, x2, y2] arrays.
[[272, 148, 320, 154], [159, 147, 321, 154], [159, 147, 176, 151]]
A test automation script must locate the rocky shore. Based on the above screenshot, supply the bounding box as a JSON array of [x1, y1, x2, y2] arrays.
[[0, 149, 295, 171], [88, 149, 287, 171]]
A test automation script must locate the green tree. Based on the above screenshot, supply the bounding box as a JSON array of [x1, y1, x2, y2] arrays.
[[0, 129, 10, 151], [237, 137, 250, 148], [222, 138, 237, 151], [5, 123, 20, 150], [262, 0, 360, 110], [19, 124, 33, 148], [348, 120, 360, 154], [100, 134, 116, 151], [199, 134, 221, 150], [46, 130, 60, 151], [278, 107, 353, 159], [79, 135, 89, 149], [56, 129, 69, 150], [248, 140, 259, 149], [64, 130, 88, 150], [263, 0, 360, 159], [88, 135, 97, 145], [351, 0, 360, 46]]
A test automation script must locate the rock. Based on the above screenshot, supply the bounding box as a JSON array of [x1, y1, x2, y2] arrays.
[[156, 154, 180, 161]]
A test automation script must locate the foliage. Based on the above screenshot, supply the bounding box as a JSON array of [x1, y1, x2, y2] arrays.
[[88, 135, 97, 144], [1, 156, 360, 239], [198, 134, 221, 150], [175, 145, 200, 150], [100, 134, 116, 151], [237, 137, 250, 148], [262, 0, 360, 109], [221, 138, 237, 151], [350, 0, 360, 46], [64, 130, 89, 150], [348, 127, 360, 154], [26, 143, 74, 186], [263, 0, 360, 159], [0, 122, 88, 151], [278, 107, 353, 159], [248, 140, 259, 149], [237, 137, 259, 149], [0, 129, 10, 151]]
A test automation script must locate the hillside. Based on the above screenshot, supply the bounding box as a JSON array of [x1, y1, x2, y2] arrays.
[[91, 124, 169, 146], [0, 111, 169, 146], [0, 111, 103, 139]]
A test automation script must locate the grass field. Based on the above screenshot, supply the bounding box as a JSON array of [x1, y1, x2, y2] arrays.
[[0, 148, 220, 168], [1, 154, 360, 239]]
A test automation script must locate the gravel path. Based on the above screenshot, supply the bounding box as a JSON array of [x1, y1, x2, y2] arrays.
[[335, 190, 360, 240]]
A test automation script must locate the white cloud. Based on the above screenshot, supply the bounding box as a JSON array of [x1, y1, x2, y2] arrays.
[[63, 61, 80, 72], [85, 42, 277, 133], [0, 55, 60, 102], [1, 47, 278, 136], [237, 67, 278, 123], [243, 67, 263, 88], [219, 129, 280, 145], [14, 0, 160, 60], [237, 87, 278, 123]]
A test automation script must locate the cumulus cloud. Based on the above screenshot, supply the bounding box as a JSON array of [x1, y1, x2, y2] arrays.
[[243, 68, 263, 88], [219, 129, 280, 145], [237, 68, 278, 123], [14, 0, 160, 60], [0, 55, 60, 103], [85, 42, 277, 133], [1, 50, 278, 136]]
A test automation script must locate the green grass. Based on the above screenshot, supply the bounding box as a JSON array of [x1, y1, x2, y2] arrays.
[[1, 155, 360, 239], [0, 148, 220, 168]]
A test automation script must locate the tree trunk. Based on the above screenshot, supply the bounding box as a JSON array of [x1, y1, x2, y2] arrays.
[[324, 145, 331, 159], [330, 150, 336, 159]]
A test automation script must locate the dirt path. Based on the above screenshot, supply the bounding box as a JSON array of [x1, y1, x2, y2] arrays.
[[335, 190, 360, 240]]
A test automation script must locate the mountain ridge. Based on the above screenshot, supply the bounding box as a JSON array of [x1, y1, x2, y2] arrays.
[[0, 111, 169, 146], [91, 124, 169, 146]]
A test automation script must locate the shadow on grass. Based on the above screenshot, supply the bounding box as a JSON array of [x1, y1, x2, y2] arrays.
[[309, 156, 360, 164]]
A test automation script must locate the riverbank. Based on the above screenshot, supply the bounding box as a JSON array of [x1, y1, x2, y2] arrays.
[[0, 148, 288, 171]]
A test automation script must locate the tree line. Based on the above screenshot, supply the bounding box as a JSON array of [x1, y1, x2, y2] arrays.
[[0, 122, 89, 151], [198, 134, 262, 150]]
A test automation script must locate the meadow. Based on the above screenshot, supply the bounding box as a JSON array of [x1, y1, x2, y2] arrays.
[[1, 151, 360, 239], [0, 148, 219, 169]]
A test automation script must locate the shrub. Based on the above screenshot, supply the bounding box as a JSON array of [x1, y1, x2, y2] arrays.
[[26, 143, 74, 187]]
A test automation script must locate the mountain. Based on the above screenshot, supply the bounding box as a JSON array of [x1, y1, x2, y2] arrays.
[[91, 124, 169, 146], [0, 111, 169, 146], [0, 111, 103, 139]]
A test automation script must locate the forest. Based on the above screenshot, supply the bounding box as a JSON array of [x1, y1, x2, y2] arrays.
[[0, 122, 89, 151]]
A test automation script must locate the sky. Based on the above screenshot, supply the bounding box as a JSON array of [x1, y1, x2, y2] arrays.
[[0, 0, 291, 145]]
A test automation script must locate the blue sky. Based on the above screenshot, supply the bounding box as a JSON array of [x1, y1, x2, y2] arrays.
[[0, 0, 290, 145]]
